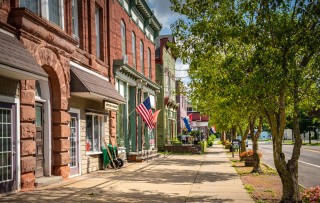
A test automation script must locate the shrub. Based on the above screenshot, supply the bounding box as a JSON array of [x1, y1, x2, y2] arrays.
[[200, 141, 207, 153], [240, 150, 262, 158], [224, 140, 231, 149], [207, 135, 216, 146], [301, 185, 320, 203]]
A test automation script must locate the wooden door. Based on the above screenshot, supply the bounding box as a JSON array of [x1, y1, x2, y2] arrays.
[[35, 103, 44, 178]]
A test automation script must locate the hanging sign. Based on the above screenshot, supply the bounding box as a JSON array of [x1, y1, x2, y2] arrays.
[[103, 101, 118, 111]]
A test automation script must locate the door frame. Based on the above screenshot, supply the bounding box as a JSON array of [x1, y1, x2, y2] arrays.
[[69, 108, 81, 177], [36, 80, 51, 176], [0, 95, 20, 192], [35, 102, 44, 178]]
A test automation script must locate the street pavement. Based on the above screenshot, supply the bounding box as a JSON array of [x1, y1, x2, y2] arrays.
[[252, 141, 320, 188], [1, 144, 254, 203]]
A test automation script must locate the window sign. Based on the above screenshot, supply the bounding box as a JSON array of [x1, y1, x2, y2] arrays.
[[86, 114, 103, 153]]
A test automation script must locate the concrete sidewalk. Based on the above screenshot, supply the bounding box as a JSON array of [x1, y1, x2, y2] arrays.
[[1, 144, 254, 203]]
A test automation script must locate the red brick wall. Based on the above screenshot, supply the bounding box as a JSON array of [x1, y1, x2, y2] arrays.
[[107, 0, 156, 84]]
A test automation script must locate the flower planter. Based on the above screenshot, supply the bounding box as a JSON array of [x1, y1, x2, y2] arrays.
[[242, 156, 254, 167]]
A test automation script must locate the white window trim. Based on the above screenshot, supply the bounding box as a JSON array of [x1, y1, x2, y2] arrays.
[[20, 0, 64, 29], [0, 95, 20, 191], [69, 108, 81, 177], [85, 113, 104, 155], [71, 0, 79, 39]]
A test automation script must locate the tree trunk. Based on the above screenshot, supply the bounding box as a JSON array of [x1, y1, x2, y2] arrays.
[[221, 131, 226, 142], [250, 117, 262, 173], [309, 130, 311, 144], [231, 126, 237, 140], [265, 91, 302, 202], [240, 125, 249, 153]]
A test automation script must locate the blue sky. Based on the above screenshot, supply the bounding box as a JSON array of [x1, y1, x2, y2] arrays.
[[146, 0, 190, 85]]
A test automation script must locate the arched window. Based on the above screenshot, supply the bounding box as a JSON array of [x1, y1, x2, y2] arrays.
[[132, 32, 136, 68], [148, 48, 151, 78], [121, 20, 126, 57], [140, 40, 144, 74]]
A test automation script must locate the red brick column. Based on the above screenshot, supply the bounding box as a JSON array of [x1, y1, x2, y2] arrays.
[[20, 80, 36, 191], [109, 111, 116, 145]]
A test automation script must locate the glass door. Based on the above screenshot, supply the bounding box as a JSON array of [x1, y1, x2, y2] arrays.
[[0, 103, 16, 193], [70, 113, 79, 176]]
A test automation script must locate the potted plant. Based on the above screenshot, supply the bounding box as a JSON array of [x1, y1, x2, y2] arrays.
[[240, 150, 262, 167]]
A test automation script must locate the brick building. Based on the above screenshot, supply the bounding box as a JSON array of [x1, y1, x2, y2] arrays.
[[109, 0, 161, 158], [0, 0, 167, 193], [155, 35, 178, 148]]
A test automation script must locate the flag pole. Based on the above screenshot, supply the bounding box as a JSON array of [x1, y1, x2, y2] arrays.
[[128, 108, 136, 117], [128, 96, 151, 117]]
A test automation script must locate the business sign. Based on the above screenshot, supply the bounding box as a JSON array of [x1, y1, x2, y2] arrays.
[[103, 101, 118, 111], [232, 139, 240, 149]]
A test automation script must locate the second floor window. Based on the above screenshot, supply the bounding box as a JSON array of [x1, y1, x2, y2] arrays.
[[140, 40, 144, 74], [71, 0, 79, 38], [20, 0, 64, 29], [20, 0, 40, 14], [148, 48, 151, 79], [121, 20, 126, 57], [49, 0, 62, 27], [132, 32, 136, 68], [95, 7, 101, 59]]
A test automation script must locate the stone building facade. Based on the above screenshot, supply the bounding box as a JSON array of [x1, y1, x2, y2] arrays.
[[0, 0, 136, 193], [155, 35, 178, 148]]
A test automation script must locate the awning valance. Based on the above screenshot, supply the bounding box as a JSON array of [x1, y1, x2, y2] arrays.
[[70, 63, 125, 104], [0, 30, 48, 80]]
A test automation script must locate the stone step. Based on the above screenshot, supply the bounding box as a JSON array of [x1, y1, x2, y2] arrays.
[[129, 153, 161, 163], [35, 176, 63, 188]]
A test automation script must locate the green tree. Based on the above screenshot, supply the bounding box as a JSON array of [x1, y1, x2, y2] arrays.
[[170, 0, 320, 202]]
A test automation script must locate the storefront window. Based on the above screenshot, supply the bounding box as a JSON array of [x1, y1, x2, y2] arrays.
[[86, 114, 103, 153]]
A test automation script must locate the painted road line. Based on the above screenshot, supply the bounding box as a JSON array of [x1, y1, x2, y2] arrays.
[[298, 160, 320, 169], [304, 148, 320, 153]]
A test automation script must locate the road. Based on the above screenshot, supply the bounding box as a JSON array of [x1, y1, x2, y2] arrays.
[[250, 141, 320, 188]]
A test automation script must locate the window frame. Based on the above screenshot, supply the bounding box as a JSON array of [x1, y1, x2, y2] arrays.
[[140, 40, 144, 74], [85, 113, 104, 155], [148, 48, 151, 79], [71, 0, 79, 39], [132, 32, 136, 68], [95, 7, 101, 60], [121, 20, 127, 58], [20, 0, 64, 29]]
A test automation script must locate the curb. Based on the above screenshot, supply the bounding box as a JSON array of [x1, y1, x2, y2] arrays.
[[262, 163, 307, 190]]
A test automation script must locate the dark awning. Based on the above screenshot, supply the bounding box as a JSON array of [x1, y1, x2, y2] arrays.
[[70, 64, 125, 104], [0, 31, 48, 80]]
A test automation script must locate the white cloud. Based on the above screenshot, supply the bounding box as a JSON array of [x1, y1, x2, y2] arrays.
[[146, 0, 190, 85], [146, 0, 182, 34], [175, 59, 190, 85]]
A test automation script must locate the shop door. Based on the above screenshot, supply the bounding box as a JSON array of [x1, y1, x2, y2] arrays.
[[69, 113, 79, 176], [0, 103, 16, 193], [35, 103, 44, 178]]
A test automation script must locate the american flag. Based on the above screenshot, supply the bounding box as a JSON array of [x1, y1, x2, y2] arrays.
[[136, 96, 154, 130]]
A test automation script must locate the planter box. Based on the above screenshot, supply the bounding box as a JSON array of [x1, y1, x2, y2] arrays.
[[241, 156, 254, 167]]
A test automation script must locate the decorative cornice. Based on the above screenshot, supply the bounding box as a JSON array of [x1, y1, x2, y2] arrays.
[[114, 59, 161, 90]]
